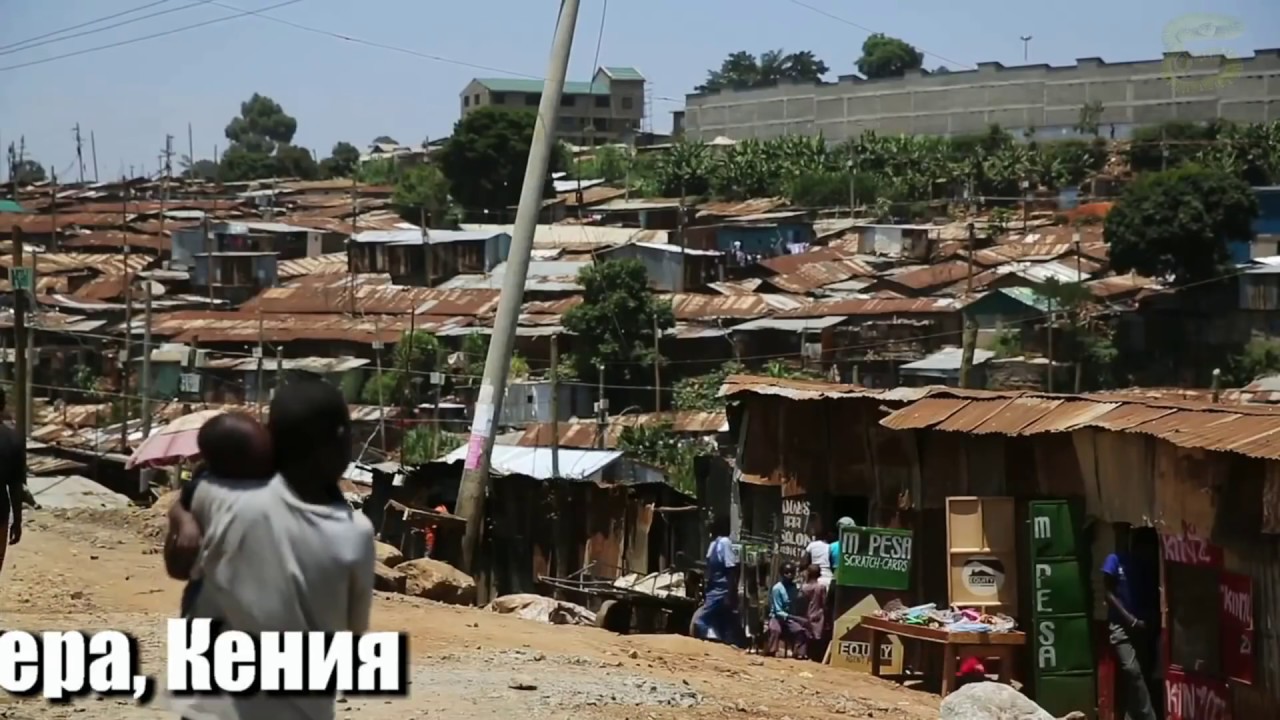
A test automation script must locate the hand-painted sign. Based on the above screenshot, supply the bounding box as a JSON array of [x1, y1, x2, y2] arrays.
[[1219, 571, 1254, 685], [779, 497, 812, 562], [1165, 669, 1230, 720], [1160, 530, 1223, 568], [835, 526, 913, 590]]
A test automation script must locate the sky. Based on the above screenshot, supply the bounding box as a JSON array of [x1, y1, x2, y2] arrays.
[[1, 0, 1278, 182]]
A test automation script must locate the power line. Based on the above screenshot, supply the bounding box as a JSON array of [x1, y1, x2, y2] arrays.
[[0, 0, 302, 73], [784, 0, 974, 71], [0, 0, 175, 52], [0, 1, 216, 58], [199, 0, 686, 105]]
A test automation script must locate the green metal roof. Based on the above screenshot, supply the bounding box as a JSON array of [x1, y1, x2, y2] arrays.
[[473, 77, 610, 95], [602, 66, 645, 81], [991, 286, 1054, 312], [0, 199, 25, 213]]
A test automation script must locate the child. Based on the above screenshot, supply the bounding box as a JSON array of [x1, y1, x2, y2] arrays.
[[164, 412, 274, 617], [171, 377, 375, 720], [799, 563, 828, 661]]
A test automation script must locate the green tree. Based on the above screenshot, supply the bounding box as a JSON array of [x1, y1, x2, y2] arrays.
[[360, 331, 441, 406], [400, 426, 465, 464], [617, 422, 701, 495], [1227, 337, 1280, 387], [1036, 279, 1118, 391], [698, 49, 829, 92], [437, 107, 563, 212], [562, 259, 675, 382], [856, 34, 924, 79], [11, 158, 46, 184], [179, 157, 220, 180], [273, 144, 319, 180], [1074, 101, 1105, 137], [453, 332, 529, 384], [673, 361, 745, 411], [219, 93, 309, 181], [1105, 164, 1258, 283], [653, 140, 713, 196], [319, 141, 361, 179], [1126, 120, 1226, 174], [372, 135, 398, 145], [392, 164, 453, 226]]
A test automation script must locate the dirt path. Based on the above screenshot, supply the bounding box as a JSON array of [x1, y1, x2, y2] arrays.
[[0, 508, 940, 719]]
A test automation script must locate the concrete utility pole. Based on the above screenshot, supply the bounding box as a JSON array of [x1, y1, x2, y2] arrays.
[[160, 135, 173, 237], [90, 131, 99, 183], [11, 228, 28, 439], [140, 280, 153, 437], [455, 0, 582, 576], [73, 123, 85, 184]]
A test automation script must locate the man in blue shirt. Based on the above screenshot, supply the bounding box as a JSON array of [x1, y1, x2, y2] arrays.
[[1102, 525, 1157, 720], [765, 562, 806, 658], [828, 516, 857, 570], [692, 514, 742, 647]]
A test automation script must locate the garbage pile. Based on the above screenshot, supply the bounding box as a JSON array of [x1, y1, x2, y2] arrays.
[[874, 599, 1017, 633]]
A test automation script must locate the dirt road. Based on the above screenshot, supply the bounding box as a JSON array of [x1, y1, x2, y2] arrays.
[[0, 508, 940, 720]]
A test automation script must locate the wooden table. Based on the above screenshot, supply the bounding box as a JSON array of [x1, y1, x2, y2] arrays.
[[861, 616, 1027, 697]]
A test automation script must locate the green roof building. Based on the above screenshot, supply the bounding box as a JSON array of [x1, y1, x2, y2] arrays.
[[461, 66, 646, 147], [0, 198, 26, 214]]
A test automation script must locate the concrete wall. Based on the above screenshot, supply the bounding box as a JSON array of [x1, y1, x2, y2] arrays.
[[684, 50, 1280, 142]]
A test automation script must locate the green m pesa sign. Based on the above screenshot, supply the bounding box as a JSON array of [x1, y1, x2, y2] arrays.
[[836, 527, 914, 590]]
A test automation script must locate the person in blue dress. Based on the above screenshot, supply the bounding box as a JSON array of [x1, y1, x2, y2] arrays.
[[692, 514, 742, 646]]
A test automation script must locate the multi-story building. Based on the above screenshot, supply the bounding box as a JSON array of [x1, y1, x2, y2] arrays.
[[460, 66, 646, 146], [682, 50, 1280, 143]]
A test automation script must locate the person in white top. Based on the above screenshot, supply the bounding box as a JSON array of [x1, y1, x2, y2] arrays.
[[802, 535, 834, 588]]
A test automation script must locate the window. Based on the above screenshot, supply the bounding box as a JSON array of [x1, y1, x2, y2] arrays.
[[463, 96, 470, 107], [592, 117, 608, 132], [525, 94, 540, 106], [473, 94, 480, 105], [594, 95, 610, 109], [492, 93, 506, 104], [557, 116, 577, 132], [560, 94, 576, 108], [621, 96, 634, 110]]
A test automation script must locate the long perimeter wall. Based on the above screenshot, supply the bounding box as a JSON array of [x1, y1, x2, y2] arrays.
[[683, 50, 1280, 143]]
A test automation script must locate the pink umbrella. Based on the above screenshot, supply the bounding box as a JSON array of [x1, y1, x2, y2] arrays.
[[126, 409, 227, 469]]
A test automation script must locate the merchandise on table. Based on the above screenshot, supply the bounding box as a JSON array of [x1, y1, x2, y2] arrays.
[[872, 599, 1017, 633]]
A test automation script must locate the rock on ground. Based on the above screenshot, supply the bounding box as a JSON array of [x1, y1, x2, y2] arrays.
[[374, 562, 407, 593], [938, 682, 1055, 720], [375, 541, 404, 568], [487, 593, 597, 626], [397, 557, 476, 605]]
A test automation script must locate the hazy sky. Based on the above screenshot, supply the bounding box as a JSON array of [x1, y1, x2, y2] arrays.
[[1, 0, 1277, 181]]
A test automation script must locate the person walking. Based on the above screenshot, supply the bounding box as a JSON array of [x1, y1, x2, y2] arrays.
[[1102, 525, 1158, 720], [0, 388, 24, 578], [692, 514, 742, 647]]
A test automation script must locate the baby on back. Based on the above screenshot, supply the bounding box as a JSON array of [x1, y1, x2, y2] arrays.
[[165, 411, 274, 616]]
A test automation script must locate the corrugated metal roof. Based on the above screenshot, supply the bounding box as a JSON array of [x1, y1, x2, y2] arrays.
[[707, 279, 763, 295], [779, 297, 961, 318], [278, 253, 348, 278], [435, 260, 588, 292], [663, 293, 798, 320], [352, 228, 506, 244], [146, 311, 471, 344], [879, 389, 1280, 461], [899, 347, 995, 373], [203, 356, 371, 373], [718, 374, 939, 402], [460, 223, 667, 249], [879, 260, 973, 290], [439, 444, 622, 480], [517, 411, 728, 449], [759, 248, 850, 275], [3, 213, 131, 232], [1086, 274, 1160, 298], [696, 197, 787, 218], [240, 286, 502, 316], [730, 316, 846, 333], [0, 252, 152, 276], [763, 258, 875, 294], [61, 232, 170, 253]]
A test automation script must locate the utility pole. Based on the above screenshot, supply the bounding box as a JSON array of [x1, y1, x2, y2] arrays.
[[187, 123, 195, 183], [455, 0, 582, 576], [256, 312, 266, 418], [1020, 35, 1032, 62], [595, 365, 606, 450], [73, 123, 85, 184], [49, 170, 58, 251], [90, 131, 99, 183], [549, 335, 560, 480], [373, 317, 387, 455], [140, 280, 153, 437], [121, 181, 133, 451], [1046, 297, 1055, 393], [11, 227, 28, 439], [159, 134, 173, 237], [959, 222, 978, 389], [25, 248, 36, 431], [653, 314, 662, 411]]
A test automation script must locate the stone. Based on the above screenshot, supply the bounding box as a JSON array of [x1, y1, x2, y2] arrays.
[[375, 542, 405, 568], [938, 682, 1055, 720], [373, 562, 407, 594], [397, 558, 476, 605], [508, 675, 537, 691]]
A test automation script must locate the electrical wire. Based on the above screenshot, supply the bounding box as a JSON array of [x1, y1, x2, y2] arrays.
[[0, 0, 175, 52], [198, 0, 685, 105], [0, 1, 216, 58], [0, 0, 302, 73], [784, 0, 973, 71]]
